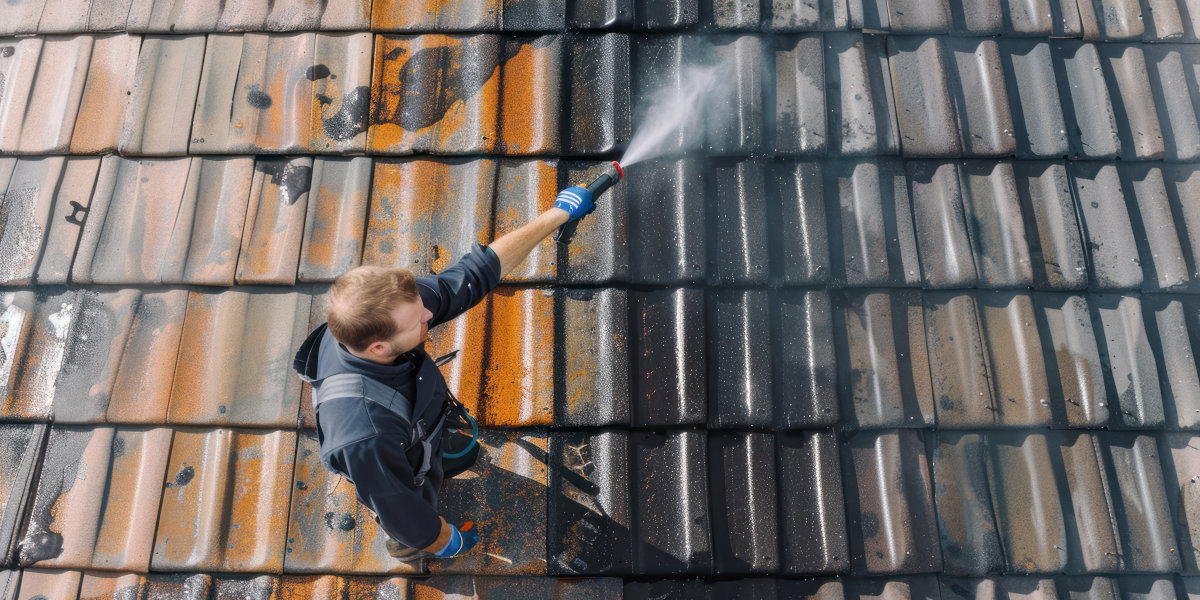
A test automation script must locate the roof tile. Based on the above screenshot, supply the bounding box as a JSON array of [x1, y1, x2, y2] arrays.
[[285, 431, 421, 574], [708, 289, 773, 429], [5, 36, 91, 154], [48, 289, 139, 423], [142, 573, 211, 600], [623, 579, 707, 600], [430, 430, 548, 575], [777, 290, 838, 428], [3, 290, 81, 420], [886, 0, 951, 33], [707, 0, 759, 29], [0, 39, 43, 150], [826, 33, 899, 156], [950, 0, 1003, 34], [413, 576, 621, 599], [1145, 298, 1200, 430], [710, 433, 778, 575], [1000, 40, 1069, 159], [1120, 164, 1189, 292], [1057, 576, 1120, 600], [637, 0, 700, 29], [0, 570, 14, 598], [14, 570, 79, 600], [18, 426, 172, 570], [1144, 0, 1188, 40], [0, 158, 62, 285], [106, 289, 189, 424], [710, 159, 769, 285], [310, 33, 372, 153], [1159, 432, 1200, 573], [773, 161, 829, 285], [1034, 293, 1109, 428], [495, 160, 558, 283], [631, 430, 711, 576], [826, 159, 920, 287], [69, 34, 139, 154], [843, 429, 941, 575], [212, 575, 279, 600], [363, 159, 495, 276], [159, 158, 254, 286], [1098, 44, 1165, 161], [297, 157, 371, 282], [548, 430, 632, 575], [31, 158, 94, 286], [706, 35, 764, 154], [78, 572, 148, 600], [947, 38, 1016, 157], [1002, 0, 1055, 35], [564, 34, 631, 155], [774, 35, 826, 155], [923, 293, 995, 428], [36, 0, 90, 34], [961, 162, 1033, 288], [502, 1, 566, 31], [908, 161, 978, 288], [269, 0, 371, 32], [169, 289, 311, 427], [976, 293, 1053, 427], [837, 290, 936, 430], [1012, 162, 1087, 291], [1056, 431, 1123, 572], [557, 161, 630, 285], [235, 157, 313, 284], [932, 432, 1005, 576], [985, 432, 1066, 573], [888, 37, 960, 157], [153, 428, 297, 572], [1145, 45, 1200, 162], [1120, 577, 1179, 600], [1164, 164, 1200, 286], [631, 35, 704, 156], [632, 288, 707, 427], [628, 159, 706, 285], [567, 1, 635, 29], [498, 36, 561, 155], [775, 578, 843, 599], [276, 575, 409, 600], [482, 287, 554, 426], [0, 424, 46, 568], [558, 289, 630, 427], [1104, 434, 1180, 573], [424, 296, 490, 419], [371, 0, 500, 32], [777, 431, 848, 574], [118, 35, 205, 156], [1071, 163, 1143, 291], [939, 576, 1059, 600], [1053, 41, 1121, 160], [0, 0, 46, 35], [1092, 295, 1164, 429], [1077, 0, 1145, 40], [770, 0, 852, 31], [124, 0, 218, 34]]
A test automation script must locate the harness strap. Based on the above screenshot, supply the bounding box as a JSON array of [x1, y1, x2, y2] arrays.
[[413, 406, 452, 486]]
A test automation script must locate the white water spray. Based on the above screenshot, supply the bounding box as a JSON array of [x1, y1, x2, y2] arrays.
[[620, 61, 733, 167]]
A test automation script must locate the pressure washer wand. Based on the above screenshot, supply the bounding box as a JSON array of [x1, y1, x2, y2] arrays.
[[554, 161, 624, 245]]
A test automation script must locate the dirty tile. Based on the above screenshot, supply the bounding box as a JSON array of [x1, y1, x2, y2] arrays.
[[106, 289, 188, 424], [413, 577, 621, 599], [119, 35, 206, 156], [1057, 576, 1120, 600], [932, 432, 1004, 576], [1091, 295, 1164, 429], [78, 572, 148, 600], [0, 571, 16, 600], [556, 161, 630, 285], [211, 576, 281, 600], [0, 424, 46, 568], [637, 0, 700, 29], [1000, 40, 1069, 160], [1145, 298, 1200, 430], [1118, 577, 1178, 600], [14, 570, 80, 600], [1077, 0, 1145, 40], [631, 430, 711, 576], [708, 159, 768, 285], [632, 288, 706, 427], [235, 157, 313, 284], [1071, 163, 1142, 291], [708, 289, 772, 430], [1000, 0, 1053, 34], [33, 157, 97, 286], [72, 156, 191, 285], [276, 575, 409, 600], [985, 431, 1066, 574], [369, 35, 501, 155], [1012, 162, 1087, 291], [825, 159, 920, 287], [976, 293, 1053, 427], [424, 295, 490, 420], [142, 574, 211, 600], [959, 162, 1033, 289], [0, 0, 49, 35], [1055, 432, 1123, 573], [0, 290, 31, 406], [498, 36, 561, 155], [558, 288, 629, 427], [1102, 434, 1180, 573], [623, 579, 707, 600], [284, 431, 420, 574], [169, 289, 312, 427], [705, 35, 764, 154], [153, 428, 297, 572], [0, 158, 63, 285], [627, 158, 706, 285], [1098, 44, 1165, 161], [842, 429, 941, 575], [1144, 45, 1200, 162], [1164, 164, 1200, 289], [886, 0, 950, 32], [564, 34, 631, 155], [826, 33, 898, 155], [363, 159, 495, 276], [7, 36, 92, 154], [908, 161, 978, 289], [887, 37, 959, 157], [0, 38, 43, 151], [770, 0, 852, 30], [297, 157, 371, 282], [949, 0, 1003, 34], [124, 0, 220, 33], [3, 290, 81, 420], [494, 160, 558, 283], [548, 430, 632, 576], [944, 38, 1016, 157], [371, 0, 500, 32], [776, 290, 837, 428], [1052, 41, 1121, 160], [836, 290, 935, 431], [924, 293, 994, 428], [568, 0, 635, 29], [1160, 432, 1200, 573], [707, 0, 759, 28], [269, 0, 372, 31], [775, 578, 843, 599], [939, 577, 1060, 600], [776, 431, 847, 575], [709, 432, 778, 576], [1033, 294, 1109, 429], [482, 287, 554, 426], [1145, 0, 1188, 40], [1118, 164, 1189, 292], [774, 35, 825, 155], [159, 157, 253, 286], [48, 289, 139, 424], [310, 33, 372, 153], [18, 426, 172, 570], [431, 430, 548, 575]]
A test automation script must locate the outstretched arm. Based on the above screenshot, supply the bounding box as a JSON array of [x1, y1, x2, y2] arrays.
[[487, 207, 570, 279]]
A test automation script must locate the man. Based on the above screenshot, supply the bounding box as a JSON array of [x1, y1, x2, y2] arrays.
[[293, 184, 596, 560]]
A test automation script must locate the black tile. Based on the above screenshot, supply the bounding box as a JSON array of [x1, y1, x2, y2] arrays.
[[502, 0, 567, 30], [548, 430, 632, 575], [636, 0, 700, 28], [707, 289, 774, 429], [633, 289, 707, 427], [709, 159, 769, 285], [568, 0, 636, 29], [704, 35, 765, 154], [627, 158, 706, 285], [775, 290, 838, 428], [565, 34, 632, 155], [631, 430, 712, 576], [932, 432, 1004, 576], [709, 432, 779, 575], [557, 160, 631, 285], [777, 431, 848, 575], [770, 161, 830, 286]]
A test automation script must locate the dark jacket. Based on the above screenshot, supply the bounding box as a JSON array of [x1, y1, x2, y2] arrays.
[[292, 244, 501, 548]]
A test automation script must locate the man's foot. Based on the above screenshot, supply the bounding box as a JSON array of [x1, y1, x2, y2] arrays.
[[385, 537, 429, 562]]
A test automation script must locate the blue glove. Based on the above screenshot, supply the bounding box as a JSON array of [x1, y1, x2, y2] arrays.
[[554, 186, 595, 221], [433, 521, 479, 557]]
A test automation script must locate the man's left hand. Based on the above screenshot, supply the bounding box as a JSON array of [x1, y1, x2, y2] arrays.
[[553, 186, 595, 221]]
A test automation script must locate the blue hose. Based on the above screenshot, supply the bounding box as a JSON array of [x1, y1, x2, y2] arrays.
[[443, 410, 479, 459]]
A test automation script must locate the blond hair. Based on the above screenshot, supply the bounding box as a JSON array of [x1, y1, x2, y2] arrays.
[[327, 266, 420, 351]]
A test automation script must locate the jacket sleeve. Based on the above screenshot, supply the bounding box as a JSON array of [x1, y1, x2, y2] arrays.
[[337, 436, 452, 550], [417, 243, 502, 327]]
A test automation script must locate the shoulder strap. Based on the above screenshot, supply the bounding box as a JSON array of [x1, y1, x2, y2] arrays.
[[312, 373, 413, 425]]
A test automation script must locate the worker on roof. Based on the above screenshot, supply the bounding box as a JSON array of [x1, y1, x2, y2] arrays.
[[292, 183, 596, 562]]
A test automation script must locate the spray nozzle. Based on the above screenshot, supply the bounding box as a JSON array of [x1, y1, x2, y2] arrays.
[[554, 161, 624, 246]]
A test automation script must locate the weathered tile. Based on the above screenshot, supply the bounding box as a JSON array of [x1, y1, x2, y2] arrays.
[[950, 0, 1003, 34], [836, 290, 935, 431], [106, 289, 188, 424], [710, 433, 777, 576], [119, 35, 206, 156], [0, 158, 63, 285], [886, 0, 950, 32], [1147, 298, 1200, 430], [777, 290, 838, 428], [269, 0, 371, 31], [825, 159, 920, 287], [14, 570, 80, 600], [887, 37, 959, 157], [371, 0, 500, 31], [564, 34, 631, 155], [623, 579, 707, 600], [960, 161, 1033, 288], [159, 157, 253, 286], [1144, 0, 1187, 40], [18, 426, 171, 570], [284, 431, 419, 574], [211, 576, 281, 600], [944, 38, 1016, 157], [310, 33, 372, 153], [549, 430, 632, 576], [153, 428, 297, 572], [627, 158, 706, 285], [125, 0, 220, 33], [1056, 576, 1120, 600], [777, 431, 848, 575], [142, 574, 211, 600], [705, 35, 764, 154], [843, 576, 942, 600], [78, 572, 148, 600], [1053, 41, 1121, 160], [369, 35, 501, 155], [0, 38, 43, 151], [1160, 432, 1200, 573], [637, 0, 700, 29], [1071, 163, 1143, 291], [1103, 434, 1180, 573], [1145, 45, 1200, 162], [568, 0, 635, 29], [1091, 295, 1164, 429], [3, 290, 81, 420], [169, 289, 312, 427], [556, 161, 630, 285], [1098, 44, 1165, 161], [843, 429, 941, 575], [1034, 294, 1109, 429], [236, 157, 313, 284], [1055, 432, 1122, 573], [776, 578, 844, 600], [709, 159, 769, 285], [1012, 162, 1087, 291], [276, 575, 409, 600], [632, 288, 706, 427], [0, 571, 16, 600], [985, 431, 1067, 574], [72, 156, 191, 285], [414, 577, 621, 599], [825, 33, 899, 156], [482, 287, 554, 426], [48, 290, 139, 424], [939, 577, 1060, 600], [707, 0, 759, 28], [631, 430, 711, 576], [0, 424, 46, 568], [1000, 40, 1069, 160], [1077, 0, 1145, 40], [1117, 164, 1190, 292], [769, 0, 851, 30], [498, 36, 561, 155], [431, 430, 548, 575], [297, 157, 371, 283], [771, 161, 829, 285], [34, 157, 98, 286], [494, 160, 558, 283], [908, 162, 977, 289], [558, 289, 629, 427], [774, 35, 825, 155], [707, 289, 772, 429], [924, 293, 994, 428], [424, 295, 490, 419], [363, 159, 495, 276], [0, 0, 49, 35], [4, 36, 91, 154], [1117, 577, 1178, 600], [932, 432, 1004, 576], [976, 293, 1053, 427], [1164, 164, 1200, 289]]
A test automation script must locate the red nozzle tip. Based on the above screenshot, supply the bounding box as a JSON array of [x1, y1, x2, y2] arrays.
[[612, 161, 624, 179]]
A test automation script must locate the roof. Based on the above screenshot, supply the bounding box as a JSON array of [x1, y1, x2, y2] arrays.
[[1, 0, 1200, 597]]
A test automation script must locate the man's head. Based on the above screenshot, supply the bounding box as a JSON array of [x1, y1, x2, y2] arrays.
[[327, 266, 434, 363]]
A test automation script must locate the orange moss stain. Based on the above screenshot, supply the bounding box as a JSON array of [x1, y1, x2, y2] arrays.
[[483, 289, 554, 426]]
